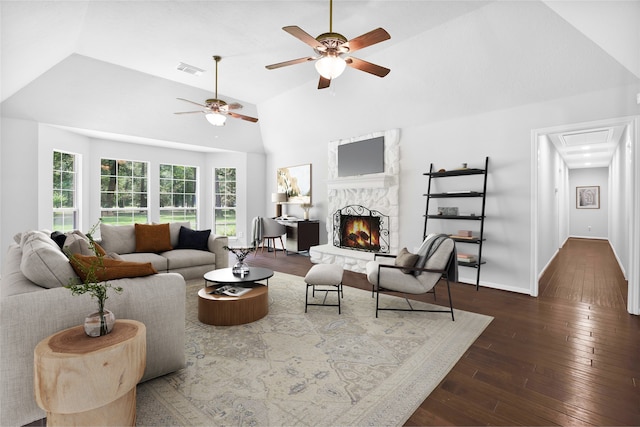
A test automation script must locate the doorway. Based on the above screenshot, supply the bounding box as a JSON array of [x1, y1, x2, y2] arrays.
[[531, 116, 640, 315]]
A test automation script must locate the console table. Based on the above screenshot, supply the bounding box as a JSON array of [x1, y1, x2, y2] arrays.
[[34, 319, 146, 426], [277, 219, 320, 254]]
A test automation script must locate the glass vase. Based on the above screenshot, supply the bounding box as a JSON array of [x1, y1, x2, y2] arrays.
[[232, 260, 250, 277], [84, 309, 116, 337]]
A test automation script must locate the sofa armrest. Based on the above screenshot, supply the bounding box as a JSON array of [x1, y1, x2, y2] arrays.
[[0, 273, 185, 427], [208, 234, 229, 269]]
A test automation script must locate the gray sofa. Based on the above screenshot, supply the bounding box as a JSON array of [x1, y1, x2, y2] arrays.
[[0, 223, 227, 426], [98, 221, 229, 280]]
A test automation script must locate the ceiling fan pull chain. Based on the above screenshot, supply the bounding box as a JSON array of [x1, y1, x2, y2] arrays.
[[329, 0, 333, 33]]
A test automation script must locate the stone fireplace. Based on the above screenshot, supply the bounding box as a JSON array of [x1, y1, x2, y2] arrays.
[[309, 129, 400, 273]]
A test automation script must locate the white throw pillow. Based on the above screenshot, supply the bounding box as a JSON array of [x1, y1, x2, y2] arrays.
[[99, 223, 136, 254], [20, 231, 78, 288]]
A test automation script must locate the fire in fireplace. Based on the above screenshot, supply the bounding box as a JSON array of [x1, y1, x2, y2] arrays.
[[333, 205, 390, 253], [341, 215, 381, 251]]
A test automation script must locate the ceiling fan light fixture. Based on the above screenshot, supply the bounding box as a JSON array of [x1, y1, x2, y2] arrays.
[[315, 55, 346, 79], [206, 112, 226, 126]]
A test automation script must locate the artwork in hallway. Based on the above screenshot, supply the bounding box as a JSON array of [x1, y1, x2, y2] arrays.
[[576, 186, 600, 209]]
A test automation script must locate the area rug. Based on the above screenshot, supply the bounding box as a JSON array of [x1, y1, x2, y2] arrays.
[[136, 272, 492, 426]]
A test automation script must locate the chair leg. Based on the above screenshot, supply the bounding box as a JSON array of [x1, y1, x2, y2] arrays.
[[445, 278, 455, 321]]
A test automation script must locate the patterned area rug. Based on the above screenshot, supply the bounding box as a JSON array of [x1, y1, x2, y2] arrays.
[[136, 272, 492, 426]]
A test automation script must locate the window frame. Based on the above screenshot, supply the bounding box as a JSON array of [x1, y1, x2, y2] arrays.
[[214, 167, 237, 237], [159, 163, 198, 225], [52, 150, 79, 232], [99, 158, 149, 225]]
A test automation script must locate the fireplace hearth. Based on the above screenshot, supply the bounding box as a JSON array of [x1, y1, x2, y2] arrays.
[[333, 205, 389, 253]]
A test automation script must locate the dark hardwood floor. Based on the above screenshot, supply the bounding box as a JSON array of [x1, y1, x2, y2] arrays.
[[249, 238, 640, 426]]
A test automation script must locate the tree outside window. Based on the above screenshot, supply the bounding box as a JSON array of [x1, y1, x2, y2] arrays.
[[53, 150, 78, 232], [214, 168, 236, 237], [160, 164, 198, 225], [100, 158, 148, 225]]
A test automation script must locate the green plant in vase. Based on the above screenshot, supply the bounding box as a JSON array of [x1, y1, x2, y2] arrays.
[[65, 221, 123, 337]]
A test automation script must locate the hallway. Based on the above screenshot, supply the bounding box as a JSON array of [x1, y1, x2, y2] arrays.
[[539, 237, 627, 309]]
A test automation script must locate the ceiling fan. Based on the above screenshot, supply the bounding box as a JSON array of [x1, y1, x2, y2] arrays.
[[175, 56, 258, 126], [265, 0, 391, 89]]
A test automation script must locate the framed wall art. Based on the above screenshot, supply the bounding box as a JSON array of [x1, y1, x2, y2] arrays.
[[277, 163, 311, 204], [576, 186, 600, 209]]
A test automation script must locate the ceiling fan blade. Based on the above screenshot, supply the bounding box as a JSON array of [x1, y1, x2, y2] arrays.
[[345, 57, 390, 77], [174, 111, 206, 115], [266, 56, 318, 70], [227, 102, 243, 110], [176, 97, 208, 108], [318, 76, 331, 90], [227, 111, 259, 123], [283, 26, 325, 50], [345, 28, 390, 53]]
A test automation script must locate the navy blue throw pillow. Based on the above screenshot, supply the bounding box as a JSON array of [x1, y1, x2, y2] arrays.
[[176, 226, 211, 251]]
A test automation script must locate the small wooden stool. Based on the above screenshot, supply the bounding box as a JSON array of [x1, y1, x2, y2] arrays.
[[34, 319, 146, 426], [304, 264, 344, 314]]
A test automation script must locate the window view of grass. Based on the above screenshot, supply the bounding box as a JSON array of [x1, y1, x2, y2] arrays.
[[214, 168, 236, 237], [52, 150, 78, 232]]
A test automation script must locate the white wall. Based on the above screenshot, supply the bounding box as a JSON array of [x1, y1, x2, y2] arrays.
[[536, 134, 568, 278], [569, 167, 608, 238], [1, 118, 39, 255], [608, 125, 632, 278]]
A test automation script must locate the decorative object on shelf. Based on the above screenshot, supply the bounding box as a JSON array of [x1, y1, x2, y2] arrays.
[[224, 246, 255, 276], [65, 221, 123, 337], [271, 192, 287, 217], [437, 207, 459, 216], [277, 163, 312, 204], [576, 185, 600, 209], [300, 203, 313, 220]]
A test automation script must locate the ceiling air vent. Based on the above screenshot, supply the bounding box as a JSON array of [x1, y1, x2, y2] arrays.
[[176, 62, 205, 76]]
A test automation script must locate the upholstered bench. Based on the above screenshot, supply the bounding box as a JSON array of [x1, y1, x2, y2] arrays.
[[304, 264, 344, 314]]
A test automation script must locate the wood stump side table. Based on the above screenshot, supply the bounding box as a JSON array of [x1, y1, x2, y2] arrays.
[[34, 319, 146, 426]]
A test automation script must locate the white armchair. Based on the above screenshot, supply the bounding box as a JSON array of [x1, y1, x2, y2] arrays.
[[366, 234, 457, 319]]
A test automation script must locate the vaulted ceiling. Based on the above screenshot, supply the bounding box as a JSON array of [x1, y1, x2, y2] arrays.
[[2, 1, 639, 159]]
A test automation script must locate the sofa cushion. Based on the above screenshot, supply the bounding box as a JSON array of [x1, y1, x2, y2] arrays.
[[19, 231, 78, 289], [100, 223, 136, 254], [69, 255, 157, 282], [63, 231, 107, 257], [135, 223, 172, 253], [118, 252, 169, 272], [394, 247, 419, 274], [176, 226, 211, 251], [162, 249, 216, 270]]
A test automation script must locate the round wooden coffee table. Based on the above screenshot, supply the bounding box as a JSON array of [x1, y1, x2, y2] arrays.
[[199, 267, 274, 326]]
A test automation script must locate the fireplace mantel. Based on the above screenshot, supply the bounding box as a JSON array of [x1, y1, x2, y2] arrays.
[[327, 174, 394, 190]]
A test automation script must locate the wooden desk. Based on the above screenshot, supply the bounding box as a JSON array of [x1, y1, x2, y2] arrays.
[[277, 219, 320, 254], [34, 319, 146, 426]]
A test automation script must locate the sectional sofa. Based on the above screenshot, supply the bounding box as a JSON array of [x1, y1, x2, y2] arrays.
[[0, 221, 228, 426]]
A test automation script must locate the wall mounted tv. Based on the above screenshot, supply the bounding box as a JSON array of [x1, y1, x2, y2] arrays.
[[338, 136, 385, 177]]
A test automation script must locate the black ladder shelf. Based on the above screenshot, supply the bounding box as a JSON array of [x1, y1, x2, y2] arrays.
[[423, 157, 489, 290]]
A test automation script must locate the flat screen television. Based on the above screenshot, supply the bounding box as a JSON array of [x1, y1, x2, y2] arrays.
[[338, 136, 385, 177]]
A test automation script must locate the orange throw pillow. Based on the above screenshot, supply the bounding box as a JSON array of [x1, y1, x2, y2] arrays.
[[70, 255, 157, 282], [134, 223, 172, 253]]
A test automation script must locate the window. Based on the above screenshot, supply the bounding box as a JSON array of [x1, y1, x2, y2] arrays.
[[214, 168, 236, 236], [100, 159, 148, 225], [52, 150, 78, 232], [160, 164, 198, 224]]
